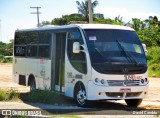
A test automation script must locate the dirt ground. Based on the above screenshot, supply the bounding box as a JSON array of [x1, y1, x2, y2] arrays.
[[0, 63, 30, 92], [0, 63, 160, 109]]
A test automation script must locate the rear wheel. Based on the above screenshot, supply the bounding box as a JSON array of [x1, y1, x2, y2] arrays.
[[74, 83, 88, 107], [29, 79, 36, 92], [125, 99, 142, 107]]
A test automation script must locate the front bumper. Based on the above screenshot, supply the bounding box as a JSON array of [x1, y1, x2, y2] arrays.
[[87, 81, 149, 100]]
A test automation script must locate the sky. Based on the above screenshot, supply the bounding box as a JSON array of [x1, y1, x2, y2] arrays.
[[0, 0, 160, 43]]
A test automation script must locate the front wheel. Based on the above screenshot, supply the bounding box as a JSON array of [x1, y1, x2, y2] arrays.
[[125, 99, 142, 107], [74, 85, 88, 107]]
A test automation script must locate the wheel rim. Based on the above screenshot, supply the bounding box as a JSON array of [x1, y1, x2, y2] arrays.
[[77, 89, 86, 105], [30, 80, 36, 91]]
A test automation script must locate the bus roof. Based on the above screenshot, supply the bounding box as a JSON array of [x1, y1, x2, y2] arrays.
[[75, 24, 134, 31], [16, 24, 134, 32]]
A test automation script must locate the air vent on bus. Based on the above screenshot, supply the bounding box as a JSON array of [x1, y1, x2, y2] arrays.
[[107, 80, 140, 86]]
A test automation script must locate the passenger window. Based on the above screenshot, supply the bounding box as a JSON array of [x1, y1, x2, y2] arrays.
[[14, 32, 27, 45], [39, 32, 51, 44], [38, 31, 51, 58], [26, 32, 38, 57], [67, 30, 87, 74], [14, 32, 27, 57], [38, 46, 50, 58], [28, 32, 38, 44], [14, 46, 26, 56], [27, 45, 37, 57]]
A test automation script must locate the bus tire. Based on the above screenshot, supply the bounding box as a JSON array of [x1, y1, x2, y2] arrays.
[[28, 77, 36, 92], [74, 83, 88, 107], [125, 99, 142, 107]]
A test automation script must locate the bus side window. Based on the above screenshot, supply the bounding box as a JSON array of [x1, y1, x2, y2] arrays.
[[14, 32, 27, 57], [38, 31, 51, 58], [15, 32, 27, 45], [27, 45, 37, 57], [67, 30, 87, 74], [27, 32, 38, 57], [28, 32, 38, 44]]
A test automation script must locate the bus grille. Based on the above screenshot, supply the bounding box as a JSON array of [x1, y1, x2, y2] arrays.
[[105, 92, 142, 97], [107, 80, 140, 86]]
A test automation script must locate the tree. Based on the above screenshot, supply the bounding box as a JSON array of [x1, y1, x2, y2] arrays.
[[5, 39, 13, 56], [39, 21, 51, 27], [115, 15, 123, 23], [76, 0, 98, 22], [51, 17, 67, 25], [137, 17, 160, 47], [131, 18, 142, 31], [51, 14, 87, 25], [62, 14, 86, 23], [124, 18, 146, 31], [0, 40, 13, 62], [145, 16, 159, 27], [94, 18, 123, 25]]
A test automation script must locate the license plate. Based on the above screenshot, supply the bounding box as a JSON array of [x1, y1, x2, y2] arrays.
[[120, 88, 131, 93]]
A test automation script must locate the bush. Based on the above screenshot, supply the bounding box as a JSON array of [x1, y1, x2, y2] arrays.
[[20, 90, 66, 105], [147, 46, 160, 64], [150, 64, 160, 71], [147, 46, 160, 77], [0, 91, 9, 100], [0, 89, 19, 101]]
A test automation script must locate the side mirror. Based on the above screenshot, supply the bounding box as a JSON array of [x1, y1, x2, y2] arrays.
[[142, 43, 148, 54], [73, 42, 80, 53]]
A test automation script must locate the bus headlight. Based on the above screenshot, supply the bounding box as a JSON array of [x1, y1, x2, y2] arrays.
[[101, 79, 105, 84], [95, 78, 99, 83], [94, 78, 108, 86], [141, 79, 144, 84]]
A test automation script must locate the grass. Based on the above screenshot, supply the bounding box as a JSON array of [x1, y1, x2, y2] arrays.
[[20, 89, 68, 105], [0, 89, 73, 105], [0, 89, 19, 101], [0, 56, 13, 63], [0, 89, 78, 117], [148, 64, 160, 77]]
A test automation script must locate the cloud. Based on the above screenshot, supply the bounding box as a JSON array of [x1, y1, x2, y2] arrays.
[[95, 7, 160, 22]]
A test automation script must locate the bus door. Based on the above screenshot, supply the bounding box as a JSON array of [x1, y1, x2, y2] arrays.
[[54, 32, 66, 92], [65, 29, 88, 97]]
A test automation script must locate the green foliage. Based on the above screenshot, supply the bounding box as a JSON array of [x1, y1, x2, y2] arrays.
[[148, 64, 160, 77], [20, 90, 68, 105], [63, 14, 86, 23], [93, 18, 123, 25], [0, 41, 6, 62], [51, 14, 86, 25], [147, 46, 160, 77], [39, 21, 51, 27], [0, 89, 19, 101], [76, 0, 99, 22], [147, 46, 160, 64], [51, 17, 68, 25], [0, 40, 13, 62], [138, 25, 160, 47], [0, 89, 73, 106]]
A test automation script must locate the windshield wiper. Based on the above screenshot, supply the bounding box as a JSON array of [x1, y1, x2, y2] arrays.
[[116, 40, 138, 65], [95, 48, 107, 60]]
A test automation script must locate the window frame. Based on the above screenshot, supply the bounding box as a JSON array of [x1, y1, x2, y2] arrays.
[[37, 31, 51, 58], [14, 30, 52, 59], [14, 31, 27, 57], [66, 28, 87, 74]]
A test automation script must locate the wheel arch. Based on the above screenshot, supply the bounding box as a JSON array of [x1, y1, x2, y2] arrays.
[[74, 81, 85, 98], [27, 74, 35, 86]]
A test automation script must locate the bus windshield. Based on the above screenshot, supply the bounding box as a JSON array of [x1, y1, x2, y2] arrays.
[[84, 29, 147, 74]]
